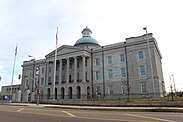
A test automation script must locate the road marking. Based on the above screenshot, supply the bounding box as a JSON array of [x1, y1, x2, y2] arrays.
[[125, 114, 176, 122], [62, 110, 76, 117], [17, 108, 24, 112]]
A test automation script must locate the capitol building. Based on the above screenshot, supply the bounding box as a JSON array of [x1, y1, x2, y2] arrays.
[[21, 27, 165, 102]]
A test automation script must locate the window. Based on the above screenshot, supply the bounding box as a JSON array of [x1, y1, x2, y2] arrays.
[[121, 67, 126, 78], [85, 59, 87, 67], [108, 85, 114, 95], [69, 75, 71, 81], [120, 53, 125, 62], [69, 62, 72, 69], [96, 86, 101, 95], [41, 67, 44, 74], [56, 64, 59, 71], [85, 72, 87, 81], [62, 75, 65, 81], [141, 82, 147, 93], [77, 61, 79, 68], [48, 77, 52, 83], [107, 56, 112, 64], [77, 73, 79, 80], [138, 51, 144, 60], [96, 58, 100, 66], [139, 65, 146, 76], [49, 66, 52, 73], [56, 75, 58, 82], [108, 69, 112, 80], [62, 64, 65, 70], [41, 78, 44, 85], [96, 71, 100, 80], [121, 84, 127, 95]]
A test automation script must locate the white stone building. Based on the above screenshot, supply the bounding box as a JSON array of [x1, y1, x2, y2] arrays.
[[1, 84, 21, 102], [21, 27, 165, 102]]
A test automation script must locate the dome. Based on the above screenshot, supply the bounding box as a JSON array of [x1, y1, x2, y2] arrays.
[[74, 36, 99, 46], [74, 26, 100, 46]]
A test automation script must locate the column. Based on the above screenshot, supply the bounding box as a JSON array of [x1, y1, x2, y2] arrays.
[[74, 57, 77, 82], [59, 60, 62, 84], [82, 55, 85, 82], [66, 58, 69, 83], [46, 63, 49, 85]]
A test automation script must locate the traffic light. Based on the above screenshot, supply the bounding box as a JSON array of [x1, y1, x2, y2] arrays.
[[18, 74, 21, 79], [37, 90, 40, 94], [35, 84, 38, 90], [35, 67, 39, 75]]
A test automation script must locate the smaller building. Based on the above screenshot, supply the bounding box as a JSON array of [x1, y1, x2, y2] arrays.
[[1, 84, 21, 102]]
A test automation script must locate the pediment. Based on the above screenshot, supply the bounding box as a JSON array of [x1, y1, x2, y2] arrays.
[[45, 45, 83, 58]]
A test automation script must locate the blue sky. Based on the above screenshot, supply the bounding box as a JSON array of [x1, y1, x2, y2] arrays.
[[0, 0, 183, 92]]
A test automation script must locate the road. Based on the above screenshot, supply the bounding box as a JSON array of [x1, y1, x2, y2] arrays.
[[0, 104, 182, 122]]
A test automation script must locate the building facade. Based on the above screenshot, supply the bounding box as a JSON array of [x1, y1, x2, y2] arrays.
[[21, 27, 165, 102], [1, 84, 21, 102]]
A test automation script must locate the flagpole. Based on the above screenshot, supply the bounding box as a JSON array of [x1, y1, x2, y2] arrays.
[[10, 44, 17, 102], [53, 27, 58, 100]]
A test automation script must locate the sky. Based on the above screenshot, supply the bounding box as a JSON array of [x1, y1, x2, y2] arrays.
[[0, 0, 182, 92]]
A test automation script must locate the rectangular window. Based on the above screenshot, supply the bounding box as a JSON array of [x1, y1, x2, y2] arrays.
[[48, 66, 52, 73], [121, 67, 126, 78], [62, 75, 65, 81], [96, 58, 100, 66], [41, 78, 44, 85], [41, 67, 44, 74], [85, 59, 87, 67], [107, 56, 112, 64], [69, 75, 71, 81], [62, 64, 65, 70], [85, 72, 87, 81], [69, 62, 72, 69], [138, 51, 144, 60], [77, 73, 79, 80], [56, 75, 58, 82], [77, 61, 79, 68], [108, 69, 112, 80], [139, 65, 146, 76], [121, 84, 127, 95], [141, 82, 147, 93], [120, 53, 125, 62], [56, 64, 59, 71], [96, 86, 101, 95], [48, 77, 52, 82], [108, 85, 114, 95], [96, 71, 100, 80]]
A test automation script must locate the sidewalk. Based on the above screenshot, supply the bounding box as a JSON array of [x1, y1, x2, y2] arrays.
[[3, 102, 183, 112]]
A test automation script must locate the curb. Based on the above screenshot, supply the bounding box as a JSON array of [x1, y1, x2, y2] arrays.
[[1, 103, 183, 113]]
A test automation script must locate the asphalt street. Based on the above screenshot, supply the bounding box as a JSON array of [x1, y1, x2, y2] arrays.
[[0, 104, 183, 122]]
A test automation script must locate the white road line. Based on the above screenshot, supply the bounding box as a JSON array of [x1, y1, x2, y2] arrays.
[[17, 108, 24, 112], [125, 114, 176, 122], [62, 110, 76, 117]]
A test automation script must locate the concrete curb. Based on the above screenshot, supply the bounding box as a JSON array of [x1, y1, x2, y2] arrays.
[[2, 103, 183, 113]]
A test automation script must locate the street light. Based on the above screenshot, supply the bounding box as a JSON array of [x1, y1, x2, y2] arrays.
[[28, 55, 36, 92], [143, 27, 155, 98], [28, 55, 40, 105]]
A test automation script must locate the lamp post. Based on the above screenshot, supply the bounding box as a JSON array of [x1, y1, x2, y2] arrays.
[[28, 55, 36, 92], [28, 55, 40, 105], [124, 42, 130, 101], [143, 27, 155, 98], [172, 75, 176, 94]]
